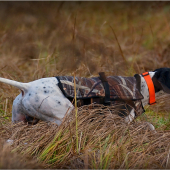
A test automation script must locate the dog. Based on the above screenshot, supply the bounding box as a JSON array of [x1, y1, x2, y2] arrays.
[[0, 67, 170, 126]]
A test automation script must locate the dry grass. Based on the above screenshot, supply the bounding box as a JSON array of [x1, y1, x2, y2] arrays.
[[0, 137, 44, 169], [1, 105, 170, 169], [0, 1, 170, 168]]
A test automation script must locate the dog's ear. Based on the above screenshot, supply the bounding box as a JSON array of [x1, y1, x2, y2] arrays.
[[153, 68, 170, 93]]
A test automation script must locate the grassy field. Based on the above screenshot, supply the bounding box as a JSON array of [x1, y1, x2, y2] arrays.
[[1, 1, 170, 168]]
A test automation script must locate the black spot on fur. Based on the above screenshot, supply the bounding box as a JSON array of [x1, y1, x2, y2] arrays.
[[44, 90, 49, 93], [43, 87, 46, 89], [29, 93, 31, 96]]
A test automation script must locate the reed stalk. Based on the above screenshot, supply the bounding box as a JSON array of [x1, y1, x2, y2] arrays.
[[74, 73, 79, 153]]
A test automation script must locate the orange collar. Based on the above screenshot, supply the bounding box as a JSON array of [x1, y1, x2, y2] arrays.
[[142, 72, 156, 105]]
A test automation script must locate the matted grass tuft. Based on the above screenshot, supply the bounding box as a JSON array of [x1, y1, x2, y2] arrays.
[[1, 104, 170, 168]]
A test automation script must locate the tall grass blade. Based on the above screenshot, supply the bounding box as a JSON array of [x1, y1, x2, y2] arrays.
[[74, 73, 79, 153], [110, 25, 127, 64]]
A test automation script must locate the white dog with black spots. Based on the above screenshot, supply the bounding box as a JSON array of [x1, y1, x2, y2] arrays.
[[1, 68, 170, 128]]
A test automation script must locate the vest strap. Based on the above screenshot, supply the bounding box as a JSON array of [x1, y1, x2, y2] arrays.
[[142, 72, 156, 105], [99, 72, 110, 105]]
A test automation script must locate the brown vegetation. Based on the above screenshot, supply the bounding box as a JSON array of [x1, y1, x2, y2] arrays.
[[0, 1, 170, 168], [1, 105, 170, 169]]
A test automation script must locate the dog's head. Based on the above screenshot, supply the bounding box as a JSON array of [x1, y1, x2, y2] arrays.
[[152, 67, 170, 94]]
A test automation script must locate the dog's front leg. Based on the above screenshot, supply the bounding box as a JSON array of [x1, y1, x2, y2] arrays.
[[145, 122, 155, 131], [124, 109, 156, 131], [124, 108, 135, 124]]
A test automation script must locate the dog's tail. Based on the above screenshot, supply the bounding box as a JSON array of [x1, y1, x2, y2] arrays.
[[0, 77, 29, 92]]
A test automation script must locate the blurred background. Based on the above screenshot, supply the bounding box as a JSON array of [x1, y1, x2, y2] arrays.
[[0, 1, 170, 80]]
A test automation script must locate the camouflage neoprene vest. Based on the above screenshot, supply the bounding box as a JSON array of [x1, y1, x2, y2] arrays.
[[56, 75, 145, 117]]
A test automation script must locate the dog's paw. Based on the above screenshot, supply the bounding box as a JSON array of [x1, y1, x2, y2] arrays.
[[145, 122, 157, 133]]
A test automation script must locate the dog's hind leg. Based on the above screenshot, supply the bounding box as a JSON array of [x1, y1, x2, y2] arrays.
[[12, 93, 26, 123]]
